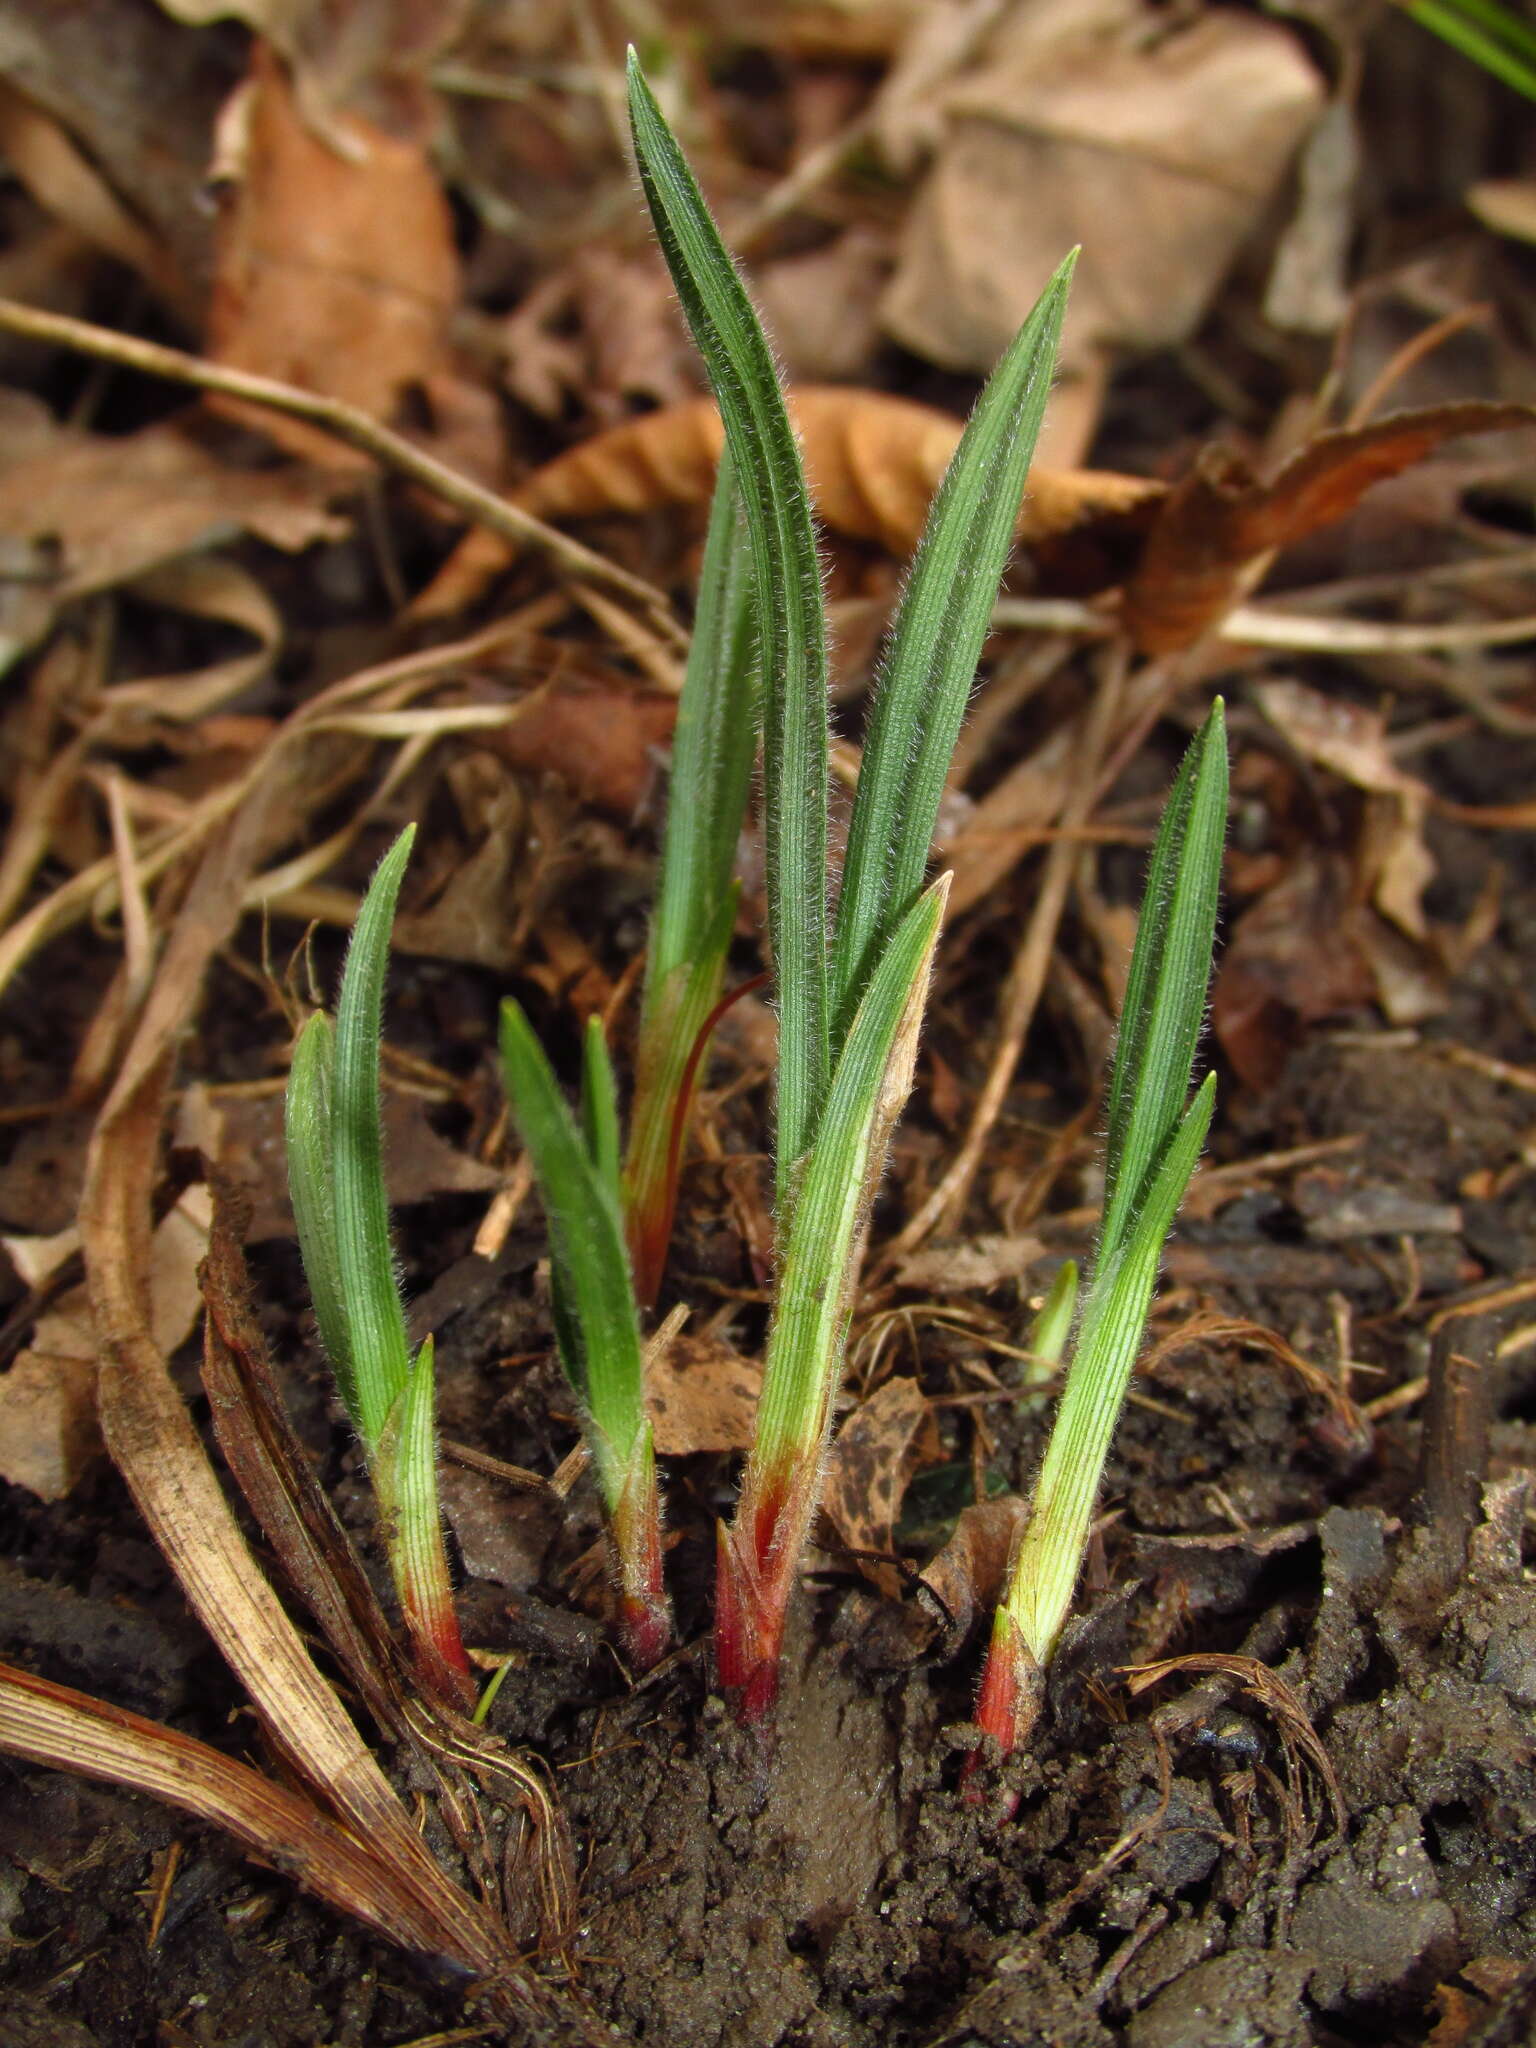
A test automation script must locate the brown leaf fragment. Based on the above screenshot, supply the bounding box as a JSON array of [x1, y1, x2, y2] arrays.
[[917, 1496, 1029, 1656], [820, 1377, 930, 1596], [1123, 402, 1536, 654], [0, 1349, 103, 1501], [476, 679, 678, 822], [410, 386, 1163, 619], [207, 45, 459, 463], [893, 1233, 1047, 1295], [1211, 850, 1379, 1090], [645, 1335, 762, 1456]]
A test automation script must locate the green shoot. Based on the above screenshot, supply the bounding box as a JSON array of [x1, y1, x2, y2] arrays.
[[1401, 0, 1536, 99], [974, 702, 1228, 1760], [285, 828, 474, 1712], [499, 1001, 669, 1670], [628, 54, 830, 1207], [716, 879, 947, 1721], [1023, 1260, 1079, 1393], [623, 447, 759, 1307], [626, 51, 1074, 1724]]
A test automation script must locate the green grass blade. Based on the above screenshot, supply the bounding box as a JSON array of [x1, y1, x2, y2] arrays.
[[1406, 0, 1536, 95], [1026, 1258, 1078, 1383], [1099, 702, 1227, 1272], [645, 444, 759, 991], [377, 1336, 474, 1704], [624, 883, 741, 1309], [331, 827, 416, 1451], [285, 1012, 359, 1422], [627, 52, 831, 1200], [581, 1016, 622, 1205], [749, 878, 947, 1484], [499, 999, 646, 1508], [1006, 1076, 1215, 1662], [831, 253, 1076, 1034]]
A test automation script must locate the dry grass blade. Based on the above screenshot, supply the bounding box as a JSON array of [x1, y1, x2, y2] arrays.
[[0, 1660, 521, 1980], [202, 1184, 576, 1940]]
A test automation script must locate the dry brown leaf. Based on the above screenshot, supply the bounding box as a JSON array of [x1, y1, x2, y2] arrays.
[[1212, 850, 1378, 1090], [1123, 402, 1536, 655], [645, 1334, 763, 1456], [893, 1232, 1047, 1294], [207, 45, 459, 463], [410, 386, 1163, 618], [820, 1377, 930, 1595], [0, 78, 191, 319], [917, 1495, 1029, 1655], [1255, 679, 1436, 940], [881, 4, 1323, 374], [475, 678, 679, 822], [0, 415, 343, 597]]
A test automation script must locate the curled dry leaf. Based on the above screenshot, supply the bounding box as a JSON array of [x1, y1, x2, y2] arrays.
[[411, 385, 1162, 618], [207, 45, 459, 464], [917, 1496, 1030, 1656], [1123, 402, 1536, 655]]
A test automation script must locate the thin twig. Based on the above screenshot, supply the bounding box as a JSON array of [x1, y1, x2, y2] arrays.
[[0, 296, 684, 645]]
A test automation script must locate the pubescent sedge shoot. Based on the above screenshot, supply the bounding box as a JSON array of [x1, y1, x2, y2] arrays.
[[974, 701, 1228, 1758], [285, 826, 474, 1712], [499, 1004, 669, 1670], [627, 51, 1075, 1724]]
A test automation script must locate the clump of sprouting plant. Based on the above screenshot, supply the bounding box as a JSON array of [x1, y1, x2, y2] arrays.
[[288, 62, 1224, 1751], [623, 54, 1073, 1722], [973, 702, 1227, 1761], [285, 826, 475, 1713]]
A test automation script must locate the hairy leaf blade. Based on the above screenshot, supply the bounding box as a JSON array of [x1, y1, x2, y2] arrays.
[[1099, 701, 1227, 1271], [499, 999, 647, 1508], [331, 827, 415, 1450], [284, 1012, 359, 1422], [1007, 1075, 1215, 1661], [749, 877, 948, 1486], [627, 53, 830, 1202], [645, 444, 759, 990], [581, 1016, 623, 1205], [832, 252, 1076, 1032]]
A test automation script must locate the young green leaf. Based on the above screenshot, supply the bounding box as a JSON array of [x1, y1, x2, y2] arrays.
[[500, 998, 669, 1666], [644, 443, 759, 993], [1004, 1074, 1215, 1666], [1098, 701, 1227, 1272], [831, 251, 1077, 1034], [376, 1337, 474, 1710], [625, 446, 758, 1304], [581, 1016, 622, 1206], [285, 1013, 355, 1420], [628, 52, 830, 1203], [718, 875, 948, 1721], [975, 702, 1227, 1760], [330, 827, 416, 1452]]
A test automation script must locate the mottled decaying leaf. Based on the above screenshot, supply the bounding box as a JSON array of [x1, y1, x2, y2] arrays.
[[917, 1496, 1030, 1655], [819, 1376, 932, 1595], [644, 1335, 763, 1456], [1122, 401, 1536, 654], [410, 385, 1162, 618]]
